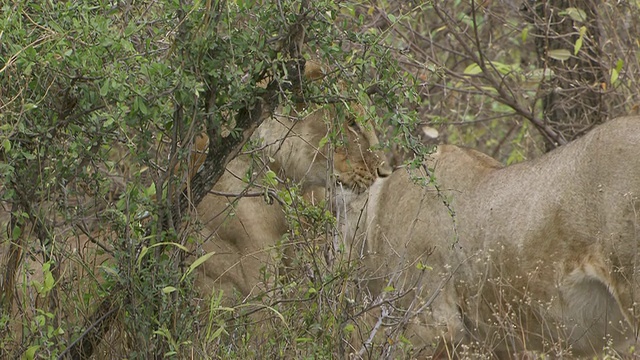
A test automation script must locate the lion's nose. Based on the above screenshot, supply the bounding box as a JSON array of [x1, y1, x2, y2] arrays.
[[376, 162, 393, 178]]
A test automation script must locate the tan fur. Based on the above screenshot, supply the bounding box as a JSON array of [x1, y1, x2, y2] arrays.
[[346, 116, 640, 358], [194, 155, 289, 299]]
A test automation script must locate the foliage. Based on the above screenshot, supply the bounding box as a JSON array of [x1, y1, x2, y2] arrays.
[[363, 0, 640, 162], [0, 0, 410, 358], [2, 0, 638, 358]]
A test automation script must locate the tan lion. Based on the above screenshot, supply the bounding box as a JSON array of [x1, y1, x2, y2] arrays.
[[194, 78, 392, 301], [346, 115, 640, 358]]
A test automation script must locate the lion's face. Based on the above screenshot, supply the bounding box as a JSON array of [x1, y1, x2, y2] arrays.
[[257, 103, 391, 197], [345, 116, 640, 358], [334, 103, 392, 192]]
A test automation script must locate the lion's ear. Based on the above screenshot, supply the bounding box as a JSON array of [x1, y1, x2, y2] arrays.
[[291, 60, 327, 113], [304, 60, 326, 81]]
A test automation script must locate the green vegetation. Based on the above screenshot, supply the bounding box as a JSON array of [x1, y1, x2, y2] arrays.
[[1, 0, 638, 358]]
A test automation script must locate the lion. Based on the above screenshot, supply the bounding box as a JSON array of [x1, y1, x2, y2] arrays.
[[345, 115, 640, 358], [193, 77, 392, 301]]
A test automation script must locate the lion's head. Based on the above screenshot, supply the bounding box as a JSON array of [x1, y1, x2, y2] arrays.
[[345, 116, 640, 358], [179, 60, 392, 200], [256, 102, 392, 197]]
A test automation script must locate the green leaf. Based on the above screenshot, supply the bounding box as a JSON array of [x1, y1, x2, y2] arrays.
[[137, 246, 149, 269], [23, 63, 33, 76], [137, 97, 148, 115], [574, 26, 586, 55], [565, 7, 587, 22], [21, 151, 36, 160], [124, 22, 137, 37], [521, 27, 529, 43], [548, 49, 571, 61], [23, 103, 38, 111], [153, 328, 170, 338], [100, 265, 120, 280], [22, 345, 39, 360], [383, 285, 395, 292], [32, 262, 55, 295], [137, 242, 189, 269], [506, 149, 525, 165], [610, 68, 619, 85], [281, 191, 292, 206], [343, 323, 355, 333], [463, 63, 482, 75], [11, 225, 21, 240], [264, 170, 278, 187], [162, 286, 177, 294], [206, 325, 227, 341], [318, 135, 329, 148], [31, 279, 43, 293], [43, 269, 54, 292], [181, 252, 215, 282], [144, 183, 156, 197], [2, 139, 11, 152], [574, 37, 583, 56], [463, 61, 514, 76], [490, 61, 515, 75], [579, 26, 587, 37], [100, 79, 110, 96]]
